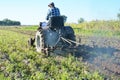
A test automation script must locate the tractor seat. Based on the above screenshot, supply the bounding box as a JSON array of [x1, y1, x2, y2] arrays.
[[49, 16, 64, 29]]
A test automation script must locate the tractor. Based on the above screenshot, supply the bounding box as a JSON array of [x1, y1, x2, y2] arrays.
[[28, 16, 76, 55]]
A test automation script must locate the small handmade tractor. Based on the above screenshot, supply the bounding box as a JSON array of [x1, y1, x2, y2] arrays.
[[28, 16, 76, 55]]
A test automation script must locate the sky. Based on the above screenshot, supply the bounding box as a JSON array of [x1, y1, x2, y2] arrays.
[[0, 0, 120, 25]]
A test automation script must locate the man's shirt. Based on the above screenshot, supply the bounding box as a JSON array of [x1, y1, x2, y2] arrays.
[[46, 7, 60, 20]]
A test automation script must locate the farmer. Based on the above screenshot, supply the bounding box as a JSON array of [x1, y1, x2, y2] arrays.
[[39, 2, 61, 29], [46, 2, 60, 20]]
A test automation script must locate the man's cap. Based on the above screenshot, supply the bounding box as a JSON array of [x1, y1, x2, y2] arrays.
[[48, 2, 54, 7]]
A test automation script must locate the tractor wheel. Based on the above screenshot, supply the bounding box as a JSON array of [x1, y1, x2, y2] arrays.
[[35, 30, 44, 53], [64, 26, 76, 46]]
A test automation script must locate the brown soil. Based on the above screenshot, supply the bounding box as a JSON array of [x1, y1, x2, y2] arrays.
[[76, 36, 120, 79]]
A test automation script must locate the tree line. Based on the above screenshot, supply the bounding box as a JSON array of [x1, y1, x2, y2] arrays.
[[0, 18, 21, 26]]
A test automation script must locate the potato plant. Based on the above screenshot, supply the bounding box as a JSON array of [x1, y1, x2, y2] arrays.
[[0, 29, 104, 80]]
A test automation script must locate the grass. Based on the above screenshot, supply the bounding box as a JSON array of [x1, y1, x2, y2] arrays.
[[19, 25, 38, 31], [73, 28, 120, 38], [66, 20, 120, 38]]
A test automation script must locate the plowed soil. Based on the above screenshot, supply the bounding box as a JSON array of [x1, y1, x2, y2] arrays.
[[76, 35, 120, 79]]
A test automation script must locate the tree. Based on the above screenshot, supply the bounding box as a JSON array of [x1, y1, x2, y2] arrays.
[[117, 9, 120, 20], [3, 18, 11, 25], [117, 13, 120, 20], [0, 18, 21, 26], [78, 18, 84, 24]]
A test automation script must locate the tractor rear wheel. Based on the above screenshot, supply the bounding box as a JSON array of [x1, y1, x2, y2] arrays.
[[35, 30, 44, 53]]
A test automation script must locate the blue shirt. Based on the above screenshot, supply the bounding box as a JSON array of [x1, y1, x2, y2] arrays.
[[46, 7, 60, 20]]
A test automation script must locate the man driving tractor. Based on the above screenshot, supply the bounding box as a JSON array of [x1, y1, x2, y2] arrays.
[[39, 2, 61, 29], [46, 2, 60, 21], [28, 2, 76, 54]]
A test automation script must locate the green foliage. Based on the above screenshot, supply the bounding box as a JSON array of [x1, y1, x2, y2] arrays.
[[117, 9, 120, 20], [0, 74, 10, 80], [78, 18, 84, 23], [0, 18, 21, 26], [117, 13, 120, 20], [20, 25, 38, 31], [66, 20, 120, 38], [0, 28, 104, 80]]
